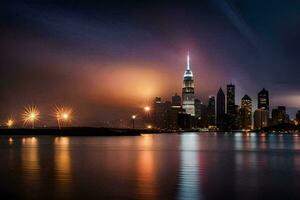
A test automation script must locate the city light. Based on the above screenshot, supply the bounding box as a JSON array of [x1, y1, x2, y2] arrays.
[[144, 106, 150, 112], [147, 125, 152, 129], [22, 105, 40, 128], [54, 106, 72, 129], [132, 115, 136, 129], [8, 137, 13, 144], [5, 118, 14, 128]]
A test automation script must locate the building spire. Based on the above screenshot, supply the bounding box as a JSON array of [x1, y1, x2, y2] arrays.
[[187, 51, 190, 70]]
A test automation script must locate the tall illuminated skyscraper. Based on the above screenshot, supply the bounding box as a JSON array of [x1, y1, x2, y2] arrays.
[[182, 52, 195, 116], [258, 88, 269, 111], [240, 94, 252, 130], [227, 84, 235, 115]]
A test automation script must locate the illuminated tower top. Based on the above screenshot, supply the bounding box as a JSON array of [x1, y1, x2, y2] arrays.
[[182, 52, 195, 116], [184, 52, 193, 79]]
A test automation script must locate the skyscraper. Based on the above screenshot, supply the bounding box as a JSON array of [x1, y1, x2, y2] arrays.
[[278, 106, 286, 123], [271, 108, 279, 125], [272, 106, 287, 125], [254, 109, 268, 129], [152, 97, 167, 129], [227, 84, 235, 115], [217, 88, 225, 127], [182, 52, 195, 116], [194, 99, 202, 118], [296, 110, 300, 124], [258, 88, 269, 111], [240, 94, 252, 130], [171, 93, 181, 108], [207, 96, 216, 126]]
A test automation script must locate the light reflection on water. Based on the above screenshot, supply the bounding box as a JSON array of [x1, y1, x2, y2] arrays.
[[22, 137, 40, 182], [1, 133, 300, 199], [136, 136, 156, 200], [178, 133, 201, 200], [54, 137, 72, 199]]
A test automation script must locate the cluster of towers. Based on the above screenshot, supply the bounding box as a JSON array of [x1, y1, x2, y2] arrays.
[[216, 86, 269, 130], [151, 53, 295, 131]]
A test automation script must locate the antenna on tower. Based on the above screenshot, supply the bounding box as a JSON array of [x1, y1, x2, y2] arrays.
[[187, 51, 190, 70]]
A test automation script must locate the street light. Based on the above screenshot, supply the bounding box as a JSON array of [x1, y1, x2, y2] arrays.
[[144, 106, 151, 127], [132, 115, 136, 129], [54, 106, 72, 129], [6, 118, 14, 128], [22, 105, 40, 129], [144, 106, 150, 112]]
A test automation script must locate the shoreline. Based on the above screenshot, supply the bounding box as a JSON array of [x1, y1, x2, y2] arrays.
[[0, 127, 298, 137], [0, 127, 141, 136]]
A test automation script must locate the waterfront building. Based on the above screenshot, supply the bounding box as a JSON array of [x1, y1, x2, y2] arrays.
[[200, 102, 208, 127], [194, 99, 202, 118], [296, 111, 300, 124], [254, 109, 269, 129], [182, 52, 195, 116], [278, 106, 286, 123], [217, 88, 225, 128], [227, 84, 235, 115], [172, 93, 181, 108], [207, 96, 216, 126], [153, 97, 167, 129], [153, 96, 187, 130], [272, 106, 287, 125], [240, 94, 252, 130], [166, 106, 185, 130], [271, 108, 279, 126], [258, 88, 269, 111]]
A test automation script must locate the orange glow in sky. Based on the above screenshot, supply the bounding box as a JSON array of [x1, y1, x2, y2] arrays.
[[87, 64, 173, 107]]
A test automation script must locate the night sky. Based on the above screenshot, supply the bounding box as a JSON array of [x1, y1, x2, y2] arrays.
[[1, 0, 300, 125]]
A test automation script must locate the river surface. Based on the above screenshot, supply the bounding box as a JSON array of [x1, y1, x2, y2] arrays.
[[1, 133, 300, 200]]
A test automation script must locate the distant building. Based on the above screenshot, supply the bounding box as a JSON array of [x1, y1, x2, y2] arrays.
[[207, 96, 216, 126], [217, 88, 225, 128], [272, 106, 287, 125], [182, 53, 195, 116], [258, 88, 269, 111], [254, 109, 269, 129], [271, 108, 279, 126], [194, 99, 206, 127], [227, 84, 235, 115], [226, 84, 240, 130], [278, 106, 286, 123], [178, 113, 192, 129], [296, 111, 300, 124], [240, 94, 252, 130], [285, 114, 290, 123], [153, 96, 187, 130], [200, 102, 208, 127], [166, 106, 185, 130], [172, 93, 181, 108], [194, 99, 202, 118], [153, 97, 167, 129]]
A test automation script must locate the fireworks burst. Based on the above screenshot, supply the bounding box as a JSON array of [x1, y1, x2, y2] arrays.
[[53, 106, 72, 128], [5, 118, 14, 128], [22, 105, 40, 128]]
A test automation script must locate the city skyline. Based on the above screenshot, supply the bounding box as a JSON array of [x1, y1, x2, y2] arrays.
[[0, 50, 298, 127], [1, 1, 300, 125], [2, 2, 300, 200]]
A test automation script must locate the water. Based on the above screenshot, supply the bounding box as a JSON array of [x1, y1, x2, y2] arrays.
[[1, 133, 300, 200]]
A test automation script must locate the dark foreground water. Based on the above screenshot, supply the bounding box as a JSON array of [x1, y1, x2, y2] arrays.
[[1, 133, 300, 200]]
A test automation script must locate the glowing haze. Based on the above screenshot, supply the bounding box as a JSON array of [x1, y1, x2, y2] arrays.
[[1, 0, 300, 125]]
